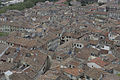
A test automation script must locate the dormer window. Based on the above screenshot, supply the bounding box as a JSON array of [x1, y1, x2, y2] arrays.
[[1, 59, 6, 62], [59, 57, 62, 60], [57, 57, 59, 59], [84, 25, 87, 27], [66, 36, 70, 38], [102, 46, 104, 48], [70, 74, 73, 78], [25, 53, 31, 57], [62, 37, 64, 39], [79, 45, 82, 48], [86, 76, 90, 79], [69, 65, 71, 68], [100, 36, 104, 39], [95, 34, 99, 36], [96, 45, 100, 48], [74, 44, 76, 46], [5, 52, 10, 55], [91, 53, 93, 55], [72, 65, 75, 68], [20, 64, 29, 70], [91, 53, 95, 56]]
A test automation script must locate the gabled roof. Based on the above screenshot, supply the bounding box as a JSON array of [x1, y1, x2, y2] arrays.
[[75, 47, 99, 60], [85, 68, 108, 79], [115, 36, 120, 40], [0, 47, 16, 60], [16, 49, 48, 72], [103, 74, 120, 80], [114, 65, 120, 71], [63, 68, 83, 76], [102, 54, 117, 62], [103, 63, 118, 70], [7, 37, 38, 48], [75, 48, 91, 60], [38, 31, 58, 44], [0, 43, 8, 55], [0, 62, 14, 71], [66, 59, 81, 68], [10, 72, 33, 80], [38, 69, 60, 80], [89, 57, 108, 67]]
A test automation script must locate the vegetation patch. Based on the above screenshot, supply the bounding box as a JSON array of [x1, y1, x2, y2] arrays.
[[117, 74, 120, 76], [0, 32, 9, 36], [0, 0, 58, 14]]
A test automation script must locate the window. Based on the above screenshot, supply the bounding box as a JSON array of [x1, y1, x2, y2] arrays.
[[1, 59, 6, 62], [72, 66, 75, 68], [86, 76, 90, 79], [74, 44, 76, 46], [5, 52, 10, 55], [62, 37, 64, 39], [25, 53, 31, 57], [100, 36, 104, 39], [43, 67, 45, 72], [59, 57, 62, 60], [102, 46, 104, 48], [79, 45, 82, 47], [61, 40, 65, 42], [69, 65, 71, 68], [57, 57, 59, 59], [91, 53, 95, 56], [9, 59, 11, 63], [95, 34, 99, 36], [70, 75, 73, 78], [59, 34, 61, 36]]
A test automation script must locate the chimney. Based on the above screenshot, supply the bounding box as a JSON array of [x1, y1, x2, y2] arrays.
[[4, 70, 13, 80]]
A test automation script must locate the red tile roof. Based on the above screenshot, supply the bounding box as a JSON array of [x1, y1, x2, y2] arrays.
[[63, 68, 83, 76], [89, 57, 107, 67]]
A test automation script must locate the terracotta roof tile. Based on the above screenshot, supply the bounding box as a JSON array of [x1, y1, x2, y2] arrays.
[[63, 68, 83, 76], [89, 57, 108, 67]]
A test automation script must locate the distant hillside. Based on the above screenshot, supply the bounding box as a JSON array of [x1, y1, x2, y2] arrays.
[[64, 0, 98, 6], [0, 0, 58, 14], [0, 0, 98, 14]]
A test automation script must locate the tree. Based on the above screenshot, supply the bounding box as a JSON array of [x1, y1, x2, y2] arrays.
[[24, 1, 34, 8], [0, 0, 59, 14]]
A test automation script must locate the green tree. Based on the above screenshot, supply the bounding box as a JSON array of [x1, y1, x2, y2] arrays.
[[0, 0, 58, 14], [24, 1, 34, 8]]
